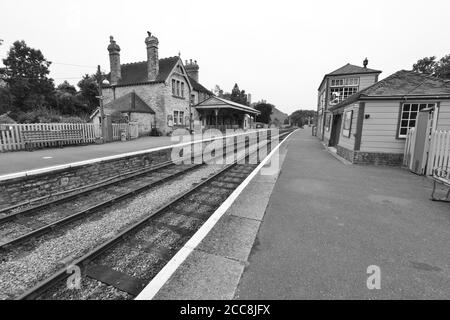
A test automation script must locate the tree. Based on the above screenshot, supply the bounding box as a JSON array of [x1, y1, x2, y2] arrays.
[[77, 74, 98, 112], [212, 84, 231, 99], [254, 102, 273, 124], [412, 56, 437, 75], [412, 54, 450, 79], [0, 87, 12, 114], [2, 40, 55, 113], [213, 85, 224, 97], [57, 81, 77, 95], [434, 54, 450, 80], [230, 83, 248, 106], [290, 110, 316, 127]]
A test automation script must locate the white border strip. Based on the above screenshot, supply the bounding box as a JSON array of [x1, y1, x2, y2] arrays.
[[0, 130, 269, 182], [135, 129, 298, 300]]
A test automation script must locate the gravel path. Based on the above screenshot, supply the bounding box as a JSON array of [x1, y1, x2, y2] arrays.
[[0, 164, 224, 299]]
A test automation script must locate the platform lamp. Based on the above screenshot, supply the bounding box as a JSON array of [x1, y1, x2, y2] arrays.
[[189, 95, 193, 134], [95, 65, 110, 143]]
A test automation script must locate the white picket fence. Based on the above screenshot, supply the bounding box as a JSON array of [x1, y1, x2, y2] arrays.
[[0, 122, 139, 152], [426, 130, 450, 175], [404, 128, 450, 175]]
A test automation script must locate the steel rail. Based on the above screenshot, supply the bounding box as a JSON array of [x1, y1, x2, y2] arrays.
[[15, 129, 295, 300], [16, 162, 240, 300], [0, 160, 177, 223], [0, 163, 203, 250], [1, 129, 293, 221]]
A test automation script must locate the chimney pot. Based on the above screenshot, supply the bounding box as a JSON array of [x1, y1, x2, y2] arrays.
[[185, 58, 199, 82], [145, 32, 159, 81], [108, 36, 121, 85]]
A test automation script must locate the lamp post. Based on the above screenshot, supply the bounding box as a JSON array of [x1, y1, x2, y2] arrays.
[[189, 98, 193, 134], [94, 65, 109, 143]]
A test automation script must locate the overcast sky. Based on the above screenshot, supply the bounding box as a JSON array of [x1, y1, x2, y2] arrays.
[[1, 0, 450, 114]]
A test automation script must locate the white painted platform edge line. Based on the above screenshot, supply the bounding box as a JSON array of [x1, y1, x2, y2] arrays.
[[135, 129, 298, 300], [0, 130, 269, 182]]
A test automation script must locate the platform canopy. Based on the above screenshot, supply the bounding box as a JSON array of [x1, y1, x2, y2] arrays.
[[194, 96, 260, 115]]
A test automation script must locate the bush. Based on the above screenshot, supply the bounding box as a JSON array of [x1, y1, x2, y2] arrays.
[[12, 106, 87, 123], [60, 116, 87, 123]]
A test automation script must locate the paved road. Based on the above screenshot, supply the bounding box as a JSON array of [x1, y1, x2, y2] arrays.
[[0, 136, 177, 176], [235, 130, 450, 299]]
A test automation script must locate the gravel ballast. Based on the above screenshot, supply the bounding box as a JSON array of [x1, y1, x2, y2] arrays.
[[0, 164, 224, 299]]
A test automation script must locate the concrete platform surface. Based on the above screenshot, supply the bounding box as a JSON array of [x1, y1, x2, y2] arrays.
[[151, 132, 292, 300], [0, 136, 176, 176], [235, 130, 450, 299], [151, 129, 450, 300]]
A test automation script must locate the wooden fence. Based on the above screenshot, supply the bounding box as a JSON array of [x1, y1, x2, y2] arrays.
[[404, 128, 450, 175], [0, 122, 140, 152], [112, 122, 139, 141], [426, 130, 450, 176]]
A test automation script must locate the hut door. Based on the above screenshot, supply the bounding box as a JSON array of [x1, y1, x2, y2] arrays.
[[329, 114, 342, 147], [411, 108, 434, 174]]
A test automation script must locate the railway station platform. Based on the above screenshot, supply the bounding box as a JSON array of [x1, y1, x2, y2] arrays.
[[139, 128, 450, 300], [0, 136, 178, 177]]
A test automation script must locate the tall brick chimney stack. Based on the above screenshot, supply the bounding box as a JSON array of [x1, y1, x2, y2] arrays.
[[185, 59, 199, 82], [107, 36, 121, 85], [145, 32, 159, 81]]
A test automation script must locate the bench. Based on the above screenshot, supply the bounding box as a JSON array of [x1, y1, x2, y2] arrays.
[[431, 166, 450, 202], [22, 129, 84, 151]]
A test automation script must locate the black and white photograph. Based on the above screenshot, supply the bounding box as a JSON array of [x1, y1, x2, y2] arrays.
[[0, 0, 450, 312]]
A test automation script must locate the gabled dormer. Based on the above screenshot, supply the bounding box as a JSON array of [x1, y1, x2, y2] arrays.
[[168, 57, 193, 99], [318, 60, 382, 111]]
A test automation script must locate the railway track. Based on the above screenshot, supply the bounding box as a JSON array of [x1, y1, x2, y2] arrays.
[[0, 162, 203, 249], [5, 129, 294, 300]]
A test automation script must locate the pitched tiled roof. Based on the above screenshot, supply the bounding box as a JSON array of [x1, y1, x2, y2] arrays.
[[104, 91, 155, 114], [318, 63, 382, 90], [195, 96, 260, 115], [329, 70, 450, 111], [188, 76, 212, 95], [106, 56, 180, 87], [328, 63, 382, 76]]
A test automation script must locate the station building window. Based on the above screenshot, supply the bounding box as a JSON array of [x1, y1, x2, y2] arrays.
[[330, 78, 359, 104], [173, 111, 185, 126], [398, 103, 435, 138]]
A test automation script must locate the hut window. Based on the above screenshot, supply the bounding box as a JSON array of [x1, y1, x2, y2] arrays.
[[398, 103, 435, 138], [173, 111, 179, 125], [342, 110, 353, 138]]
